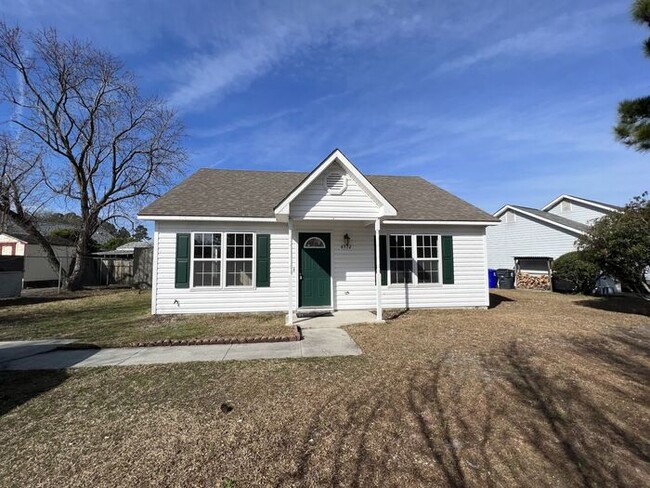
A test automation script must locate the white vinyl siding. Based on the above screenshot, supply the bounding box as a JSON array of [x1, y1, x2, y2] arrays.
[[155, 222, 290, 314], [291, 222, 488, 310], [290, 162, 381, 220], [546, 199, 610, 226], [486, 210, 582, 269], [152, 221, 490, 314]]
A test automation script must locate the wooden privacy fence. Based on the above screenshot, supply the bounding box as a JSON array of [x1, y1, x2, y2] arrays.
[[88, 247, 153, 287]]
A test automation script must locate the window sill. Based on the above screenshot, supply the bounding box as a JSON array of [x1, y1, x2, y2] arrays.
[[384, 283, 443, 288], [189, 286, 256, 292]]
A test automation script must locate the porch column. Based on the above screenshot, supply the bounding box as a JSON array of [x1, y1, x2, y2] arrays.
[[374, 218, 383, 322], [287, 219, 294, 325]]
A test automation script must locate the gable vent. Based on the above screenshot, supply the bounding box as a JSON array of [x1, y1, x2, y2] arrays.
[[324, 171, 347, 195]]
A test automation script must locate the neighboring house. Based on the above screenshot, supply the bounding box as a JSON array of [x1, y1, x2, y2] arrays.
[[486, 195, 621, 288], [0, 232, 74, 287], [139, 149, 498, 322]]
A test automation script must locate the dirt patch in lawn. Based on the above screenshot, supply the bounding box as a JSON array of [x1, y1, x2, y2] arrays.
[[0, 290, 648, 487], [0, 289, 290, 347]]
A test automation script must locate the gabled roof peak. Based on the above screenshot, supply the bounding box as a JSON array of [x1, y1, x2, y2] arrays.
[[273, 149, 398, 219], [541, 194, 621, 212]]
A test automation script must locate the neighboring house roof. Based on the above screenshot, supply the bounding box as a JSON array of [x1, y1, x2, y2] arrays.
[[541, 194, 622, 212], [140, 156, 497, 223], [93, 240, 152, 257], [496, 205, 589, 233], [0, 232, 74, 247]]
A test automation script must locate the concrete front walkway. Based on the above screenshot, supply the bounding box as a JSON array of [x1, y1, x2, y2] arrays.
[[0, 328, 362, 371], [294, 310, 376, 329]]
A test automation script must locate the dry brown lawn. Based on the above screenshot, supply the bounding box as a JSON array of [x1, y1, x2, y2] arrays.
[[0, 290, 649, 487], [0, 289, 289, 347]]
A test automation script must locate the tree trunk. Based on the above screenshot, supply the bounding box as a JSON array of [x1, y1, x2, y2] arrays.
[[66, 232, 92, 291]]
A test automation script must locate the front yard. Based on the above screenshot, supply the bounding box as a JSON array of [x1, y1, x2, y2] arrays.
[[0, 290, 649, 486], [0, 289, 290, 347]]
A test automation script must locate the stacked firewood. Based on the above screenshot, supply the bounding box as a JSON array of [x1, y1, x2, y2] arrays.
[[516, 272, 551, 290]]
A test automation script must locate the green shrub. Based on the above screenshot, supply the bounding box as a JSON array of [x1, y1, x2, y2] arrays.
[[553, 251, 600, 293]]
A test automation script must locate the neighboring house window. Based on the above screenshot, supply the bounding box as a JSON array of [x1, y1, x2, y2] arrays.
[[225, 233, 254, 286], [388, 234, 441, 285], [389, 235, 413, 284], [193, 233, 221, 287], [561, 201, 572, 212], [416, 235, 440, 284]]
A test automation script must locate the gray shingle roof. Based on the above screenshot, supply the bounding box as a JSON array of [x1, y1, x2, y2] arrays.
[[509, 205, 589, 232], [140, 168, 497, 222], [1, 231, 74, 247]]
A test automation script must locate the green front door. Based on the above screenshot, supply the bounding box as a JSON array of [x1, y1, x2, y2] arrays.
[[299, 233, 331, 308]]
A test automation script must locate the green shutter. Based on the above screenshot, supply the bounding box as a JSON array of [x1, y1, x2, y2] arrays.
[[175, 233, 190, 288], [256, 234, 271, 287], [374, 235, 388, 286], [442, 235, 454, 284], [380, 235, 388, 286]]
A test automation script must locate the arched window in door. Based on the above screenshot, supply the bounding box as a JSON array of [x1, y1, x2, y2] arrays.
[[304, 237, 326, 249]]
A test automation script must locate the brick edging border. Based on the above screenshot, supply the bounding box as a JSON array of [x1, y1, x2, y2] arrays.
[[128, 325, 302, 348]]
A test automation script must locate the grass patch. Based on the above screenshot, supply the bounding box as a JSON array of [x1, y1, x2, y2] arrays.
[[0, 290, 648, 486], [0, 289, 289, 347]]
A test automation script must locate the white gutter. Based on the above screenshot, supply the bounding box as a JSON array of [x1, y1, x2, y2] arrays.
[[383, 220, 499, 226], [137, 215, 277, 222]]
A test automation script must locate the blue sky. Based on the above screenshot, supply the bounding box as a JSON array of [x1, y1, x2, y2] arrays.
[[2, 0, 649, 214]]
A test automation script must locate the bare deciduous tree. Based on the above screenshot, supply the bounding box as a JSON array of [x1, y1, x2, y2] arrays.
[[0, 24, 186, 289], [0, 133, 65, 279]]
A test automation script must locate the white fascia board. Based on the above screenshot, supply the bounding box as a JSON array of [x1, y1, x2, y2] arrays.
[[501, 206, 586, 234], [0, 233, 28, 244], [137, 215, 277, 222], [493, 205, 511, 217], [274, 149, 397, 217], [541, 195, 618, 212], [383, 220, 500, 226]]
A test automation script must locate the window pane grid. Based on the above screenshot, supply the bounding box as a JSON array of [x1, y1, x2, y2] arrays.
[[193, 233, 221, 287], [388, 234, 440, 285], [225, 233, 254, 287], [193, 260, 221, 287]]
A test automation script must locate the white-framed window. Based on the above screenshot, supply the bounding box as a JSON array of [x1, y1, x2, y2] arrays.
[[225, 232, 254, 287], [193, 233, 221, 287], [388, 234, 441, 285], [416, 235, 440, 284], [191, 232, 255, 288], [389, 235, 413, 284]]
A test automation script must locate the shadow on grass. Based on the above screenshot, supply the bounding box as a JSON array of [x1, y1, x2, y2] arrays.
[[383, 309, 410, 321], [0, 294, 89, 308], [574, 295, 650, 317], [276, 328, 650, 486], [0, 370, 68, 416], [489, 292, 514, 309]]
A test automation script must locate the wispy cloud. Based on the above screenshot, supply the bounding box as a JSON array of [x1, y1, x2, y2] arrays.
[[436, 3, 626, 73]]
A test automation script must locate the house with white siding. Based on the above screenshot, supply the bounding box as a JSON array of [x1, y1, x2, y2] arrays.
[[139, 149, 498, 323], [486, 195, 620, 281], [0, 232, 74, 287]]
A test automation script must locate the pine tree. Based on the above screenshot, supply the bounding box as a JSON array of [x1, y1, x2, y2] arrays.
[[615, 0, 650, 151]]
